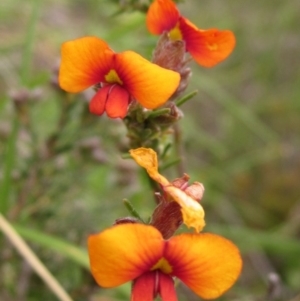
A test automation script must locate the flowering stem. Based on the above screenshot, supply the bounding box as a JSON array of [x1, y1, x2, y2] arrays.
[[173, 123, 185, 175]]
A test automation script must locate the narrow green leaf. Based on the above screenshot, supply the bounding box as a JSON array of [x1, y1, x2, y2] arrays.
[[146, 108, 171, 119], [123, 199, 144, 222], [175, 90, 198, 107]]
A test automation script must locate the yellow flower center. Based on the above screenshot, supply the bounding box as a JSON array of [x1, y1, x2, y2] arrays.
[[151, 258, 173, 274], [169, 23, 183, 41], [206, 42, 218, 51], [104, 69, 123, 85]]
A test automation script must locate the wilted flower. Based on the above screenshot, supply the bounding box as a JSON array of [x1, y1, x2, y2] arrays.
[[130, 147, 205, 232]]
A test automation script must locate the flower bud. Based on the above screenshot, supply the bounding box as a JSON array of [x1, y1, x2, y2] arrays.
[[152, 32, 186, 72], [152, 32, 192, 97]]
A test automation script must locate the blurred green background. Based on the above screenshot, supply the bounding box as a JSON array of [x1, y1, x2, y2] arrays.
[[1, 0, 300, 300]]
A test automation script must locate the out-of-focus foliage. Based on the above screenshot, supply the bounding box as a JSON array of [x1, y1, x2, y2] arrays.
[[0, 0, 299, 300]]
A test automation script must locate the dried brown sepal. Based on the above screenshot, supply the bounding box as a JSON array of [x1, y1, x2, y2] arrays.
[[151, 195, 183, 239]]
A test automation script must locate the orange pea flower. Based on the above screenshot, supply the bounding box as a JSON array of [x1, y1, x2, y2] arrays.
[[130, 147, 205, 232], [88, 223, 242, 300], [59, 36, 180, 118], [146, 0, 236, 67]]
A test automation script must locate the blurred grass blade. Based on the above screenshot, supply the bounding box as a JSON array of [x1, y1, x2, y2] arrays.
[[104, 13, 144, 43], [195, 75, 279, 142], [0, 213, 73, 301], [224, 144, 281, 175], [204, 144, 281, 187], [21, 0, 41, 85], [0, 118, 18, 214], [208, 224, 300, 256], [13, 223, 89, 269]]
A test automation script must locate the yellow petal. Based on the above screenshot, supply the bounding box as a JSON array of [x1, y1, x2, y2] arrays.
[[88, 224, 164, 287], [129, 148, 169, 185], [115, 51, 180, 109], [166, 233, 242, 299], [164, 185, 205, 232]]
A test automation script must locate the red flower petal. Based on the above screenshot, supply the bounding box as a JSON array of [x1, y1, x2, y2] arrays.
[[179, 17, 236, 67], [105, 85, 130, 118], [59, 36, 114, 92], [89, 84, 130, 118], [89, 85, 110, 116], [159, 272, 178, 301], [165, 233, 242, 299], [131, 271, 155, 301], [132, 271, 177, 301], [146, 0, 180, 34]]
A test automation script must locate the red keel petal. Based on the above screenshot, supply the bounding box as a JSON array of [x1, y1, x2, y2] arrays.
[[131, 272, 155, 301], [89, 85, 130, 118], [159, 272, 178, 301], [89, 85, 110, 116], [131, 271, 177, 301], [106, 85, 130, 119]]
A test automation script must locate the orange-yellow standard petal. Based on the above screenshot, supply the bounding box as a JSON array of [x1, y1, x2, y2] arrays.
[[146, 0, 180, 35], [59, 36, 114, 93], [179, 18, 236, 67], [114, 51, 180, 109], [88, 223, 164, 288], [165, 233, 242, 299]]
